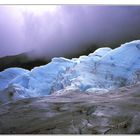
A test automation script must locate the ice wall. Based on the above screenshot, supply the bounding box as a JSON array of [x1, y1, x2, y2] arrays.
[[1, 40, 140, 103]]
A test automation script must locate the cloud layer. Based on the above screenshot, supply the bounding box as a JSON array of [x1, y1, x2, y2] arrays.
[[1, 6, 140, 58]]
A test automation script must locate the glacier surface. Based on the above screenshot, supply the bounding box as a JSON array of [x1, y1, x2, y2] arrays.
[[1, 40, 140, 103]]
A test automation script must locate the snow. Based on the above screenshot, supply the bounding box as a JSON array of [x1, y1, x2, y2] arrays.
[[1, 40, 140, 104]]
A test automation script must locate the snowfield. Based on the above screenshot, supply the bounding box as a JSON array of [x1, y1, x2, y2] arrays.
[[1, 40, 140, 104]]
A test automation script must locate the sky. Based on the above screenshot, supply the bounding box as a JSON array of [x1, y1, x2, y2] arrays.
[[1, 5, 140, 59]]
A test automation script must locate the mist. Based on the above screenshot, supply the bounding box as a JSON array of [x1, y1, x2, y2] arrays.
[[1, 5, 140, 59]]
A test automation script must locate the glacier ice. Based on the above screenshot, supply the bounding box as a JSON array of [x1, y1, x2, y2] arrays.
[[1, 40, 140, 103], [8, 57, 77, 97], [0, 68, 29, 91]]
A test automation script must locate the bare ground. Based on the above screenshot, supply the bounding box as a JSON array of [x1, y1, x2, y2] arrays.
[[0, 84, 140, 134]]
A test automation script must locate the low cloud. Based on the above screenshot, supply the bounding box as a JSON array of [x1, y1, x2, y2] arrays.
[[1, 6, 140, 58]]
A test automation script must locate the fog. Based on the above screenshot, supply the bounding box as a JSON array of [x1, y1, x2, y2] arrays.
[[1, 5, 140, 58]]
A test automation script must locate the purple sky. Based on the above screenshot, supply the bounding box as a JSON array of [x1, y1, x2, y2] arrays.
[[1, 5, 140, 58]]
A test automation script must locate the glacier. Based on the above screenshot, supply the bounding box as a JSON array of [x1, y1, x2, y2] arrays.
[[1, 40, 140, 104], [0, 68, 29, 91]]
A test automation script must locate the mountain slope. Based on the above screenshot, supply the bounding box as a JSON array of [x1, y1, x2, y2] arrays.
[[0, 53, 48, 72]]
